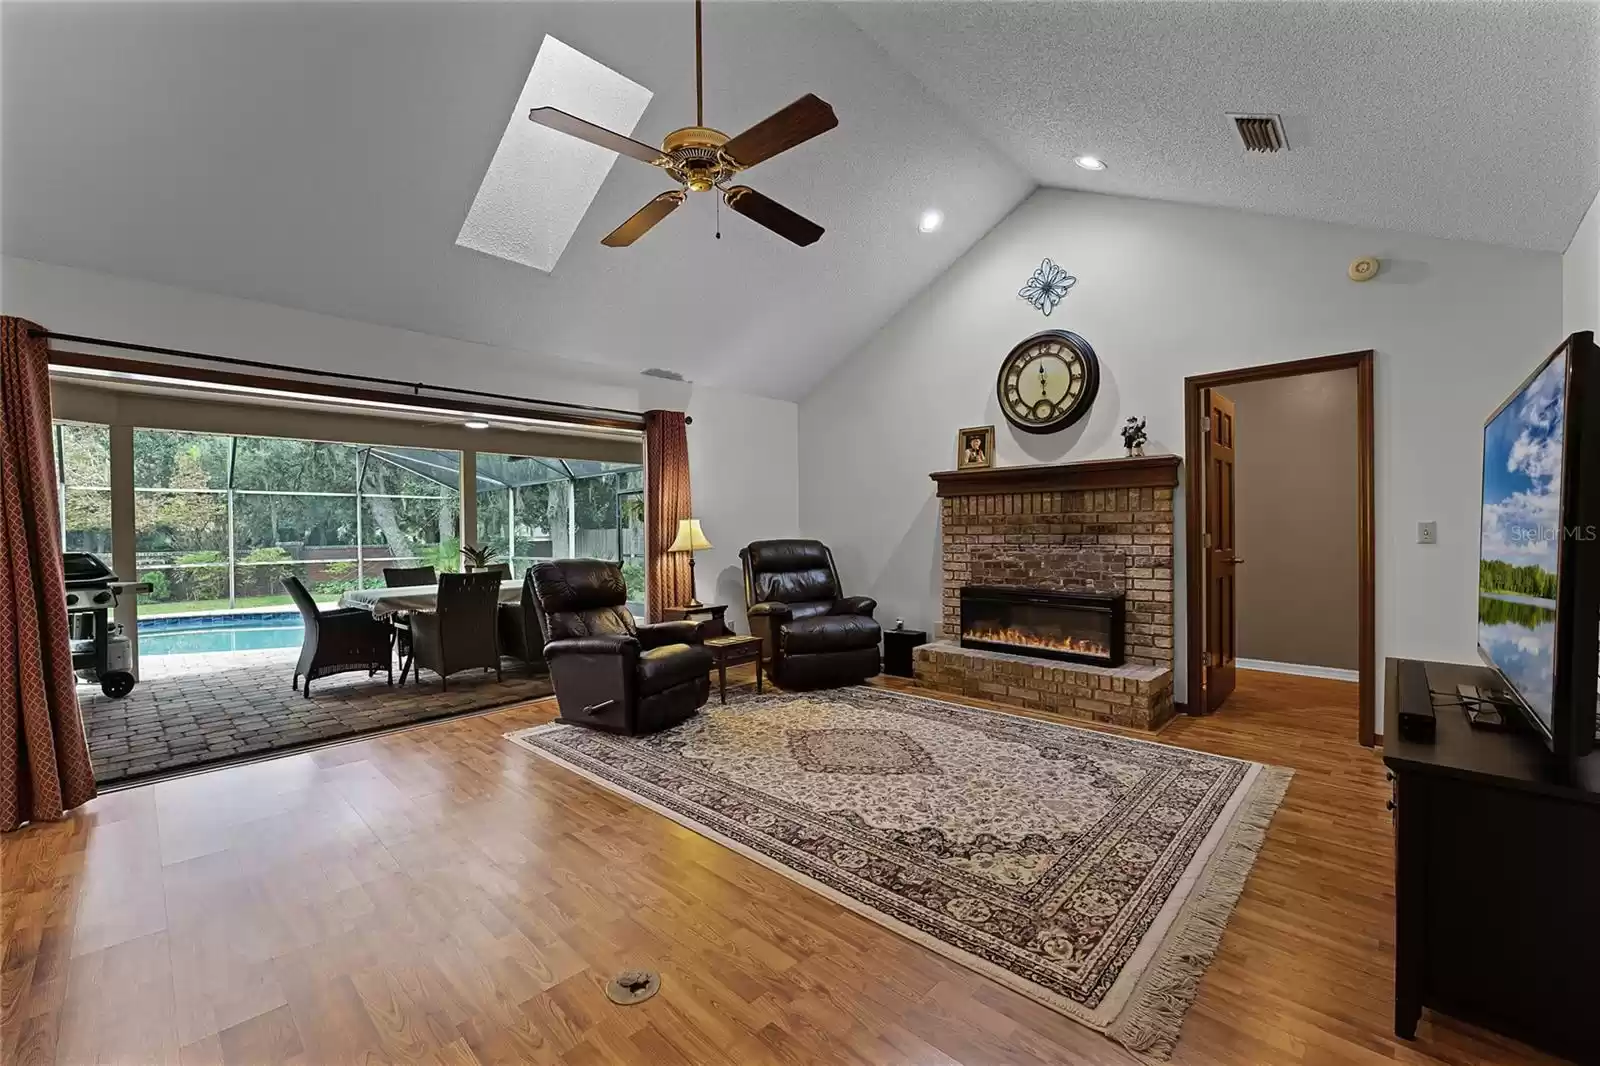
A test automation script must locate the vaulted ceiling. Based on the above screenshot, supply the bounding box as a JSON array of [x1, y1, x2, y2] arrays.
[[846, 0, 1600, 253], [1, 1, 1032, 401], [4, 2, 1596, 403]]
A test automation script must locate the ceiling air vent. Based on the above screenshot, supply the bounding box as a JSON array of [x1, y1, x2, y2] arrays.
[[1228, 113, 1287, 153]]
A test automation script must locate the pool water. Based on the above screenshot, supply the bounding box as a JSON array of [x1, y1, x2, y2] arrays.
[[138, 611, 305, 656]]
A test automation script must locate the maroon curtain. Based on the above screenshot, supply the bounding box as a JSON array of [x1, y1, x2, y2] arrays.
[[644, 409, 694, 622], [0, 317, 97, 832]]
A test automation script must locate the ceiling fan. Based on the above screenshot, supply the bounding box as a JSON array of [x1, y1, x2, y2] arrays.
[[527, 0, 837, 248]]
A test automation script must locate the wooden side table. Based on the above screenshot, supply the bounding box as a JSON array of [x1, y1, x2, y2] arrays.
[[703, 634, 763, 704], [663, 603, 729, 639], [882, 628, 929, 677]]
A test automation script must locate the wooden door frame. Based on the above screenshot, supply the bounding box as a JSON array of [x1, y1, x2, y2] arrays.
[[1202, 389, 1239, 712], [1182, 350, 1377, 746]]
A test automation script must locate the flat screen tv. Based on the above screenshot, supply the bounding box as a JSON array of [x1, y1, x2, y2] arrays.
[[1477, 330, 1599, 764]]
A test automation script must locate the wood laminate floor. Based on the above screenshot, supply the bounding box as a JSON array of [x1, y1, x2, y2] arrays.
[[0, 669, 1568, 1065]]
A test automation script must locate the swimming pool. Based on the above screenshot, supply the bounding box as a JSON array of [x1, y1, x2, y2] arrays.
[[138, 611, 305, 656]]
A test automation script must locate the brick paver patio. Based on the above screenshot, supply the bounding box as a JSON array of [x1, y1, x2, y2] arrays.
[[79, 647, 552, 785]]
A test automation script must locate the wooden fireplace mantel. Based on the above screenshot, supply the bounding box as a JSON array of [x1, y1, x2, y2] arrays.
[[928, 454, 1181, 497]]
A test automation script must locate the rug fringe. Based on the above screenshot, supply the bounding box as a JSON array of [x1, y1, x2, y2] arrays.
[[1107, 764, 1296, 1062]]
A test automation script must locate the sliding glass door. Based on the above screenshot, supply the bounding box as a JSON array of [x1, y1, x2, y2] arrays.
[[50, 419, 641, 648], [122, 431, 466, 613], [475, 455, 645, 611]]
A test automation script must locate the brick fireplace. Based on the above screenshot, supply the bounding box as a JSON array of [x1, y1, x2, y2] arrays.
[[914, 455, 1180, 729]]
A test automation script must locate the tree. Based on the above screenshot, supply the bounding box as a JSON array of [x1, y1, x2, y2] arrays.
[[545, 477, 572, 556], [57, 424, 112, 552], [360, 452, 460, 570], [58, 423, 110, 485], [238, 546, 295, 598], [574, 475, 617, 530], [233, 437, 360, 548], [361, 459, 417, 560], [137, 448, 226, 552], [1479, 558, 1558, 601], [133, 429, 228, 492]]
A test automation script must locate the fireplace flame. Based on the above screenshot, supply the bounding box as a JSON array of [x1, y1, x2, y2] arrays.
[[963, 626, 1110, 658]]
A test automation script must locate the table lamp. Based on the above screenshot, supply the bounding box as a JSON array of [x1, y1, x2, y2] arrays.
[[667, 518, 712, 608]]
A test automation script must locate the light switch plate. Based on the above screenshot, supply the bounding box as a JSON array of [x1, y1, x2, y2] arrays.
[[1417, 521, 1437, 545]]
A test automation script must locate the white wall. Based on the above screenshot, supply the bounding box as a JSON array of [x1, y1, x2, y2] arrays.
[[1565, 188, 1599, 336], [2, 256, 638, 410], [2, 256, 801, 619], [800, 188, 1562, 725], [686, 386, 801, 633]]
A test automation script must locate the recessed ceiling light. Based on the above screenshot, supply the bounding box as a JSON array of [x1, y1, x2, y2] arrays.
[[918, 208, 944, 233], [1073, 155, 1107, 171], [463, 420, 490, 430]]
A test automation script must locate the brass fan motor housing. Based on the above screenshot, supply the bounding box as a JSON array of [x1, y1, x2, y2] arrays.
[[660, 126, 739, 191]]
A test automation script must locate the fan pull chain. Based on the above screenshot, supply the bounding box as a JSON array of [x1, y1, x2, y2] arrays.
[[715, 194, 721, 240]]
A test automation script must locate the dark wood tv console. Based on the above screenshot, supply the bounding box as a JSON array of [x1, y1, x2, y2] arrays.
[[1384, 658, 1599, 1064]]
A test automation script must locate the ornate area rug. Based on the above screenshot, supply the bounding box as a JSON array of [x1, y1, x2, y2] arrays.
[[506, 687, 1291, 1060]]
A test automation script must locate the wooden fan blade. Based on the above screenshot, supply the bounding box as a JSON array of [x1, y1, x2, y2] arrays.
[[720, 94, 838, 169], [528, 106, 668, 166], [723, 186, 824, 247], [602, 191, 686, 247]]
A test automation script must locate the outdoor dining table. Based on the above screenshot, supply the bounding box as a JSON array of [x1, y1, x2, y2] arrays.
[[337, 580, 523, 619], [339, 580, 524, 684]]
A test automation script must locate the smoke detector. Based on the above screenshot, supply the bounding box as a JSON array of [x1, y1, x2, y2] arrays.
[[1227, 113, 1288, 153]]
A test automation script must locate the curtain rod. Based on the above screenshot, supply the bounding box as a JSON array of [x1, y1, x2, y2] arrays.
[[27, 329, 675, 424]]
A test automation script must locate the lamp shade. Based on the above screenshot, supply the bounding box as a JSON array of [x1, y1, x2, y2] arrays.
[[667, 518, 712, 553]]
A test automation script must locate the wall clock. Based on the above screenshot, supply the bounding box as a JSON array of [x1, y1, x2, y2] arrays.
[[996, 330, 1100, 434]]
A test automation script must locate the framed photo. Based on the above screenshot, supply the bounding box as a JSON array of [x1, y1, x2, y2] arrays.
[[957, 425, 994, 470]]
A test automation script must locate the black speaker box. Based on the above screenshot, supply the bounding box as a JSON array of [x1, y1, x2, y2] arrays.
[[1396, 660, 1437, 742]]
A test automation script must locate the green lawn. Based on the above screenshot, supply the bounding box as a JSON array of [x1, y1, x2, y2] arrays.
[[137, 594, 316, 616]]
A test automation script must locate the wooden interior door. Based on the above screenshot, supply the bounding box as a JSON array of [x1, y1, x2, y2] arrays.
[[1204, 389, 1239, 711]]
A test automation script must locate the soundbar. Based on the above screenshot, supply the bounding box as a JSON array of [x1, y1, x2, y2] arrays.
[[1396, 659, 1436, 743]]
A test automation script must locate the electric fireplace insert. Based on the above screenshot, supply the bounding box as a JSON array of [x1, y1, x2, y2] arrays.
[[959, 586, 1125, 667]]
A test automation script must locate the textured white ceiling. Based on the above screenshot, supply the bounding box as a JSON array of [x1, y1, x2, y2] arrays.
[[845, 0, 1600, 253], [0, 1, 1031, 401]]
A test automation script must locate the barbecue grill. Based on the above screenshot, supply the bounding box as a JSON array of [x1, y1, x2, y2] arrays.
[[63, 551, 144, 698]]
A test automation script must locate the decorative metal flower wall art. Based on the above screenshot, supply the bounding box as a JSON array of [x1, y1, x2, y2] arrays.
[[1018, 258, 1077, 316]]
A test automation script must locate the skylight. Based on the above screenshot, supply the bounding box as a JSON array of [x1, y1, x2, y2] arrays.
[[456, 36, 653, 273]]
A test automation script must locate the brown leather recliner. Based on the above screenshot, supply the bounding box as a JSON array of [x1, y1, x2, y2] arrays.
[[740, 539, 881, 689], [530, 558, 712, 735]]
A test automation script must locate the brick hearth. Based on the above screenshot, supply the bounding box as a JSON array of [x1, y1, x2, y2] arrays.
[[914, 641, 1173, 728], [914, 456, 1180, 730]]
